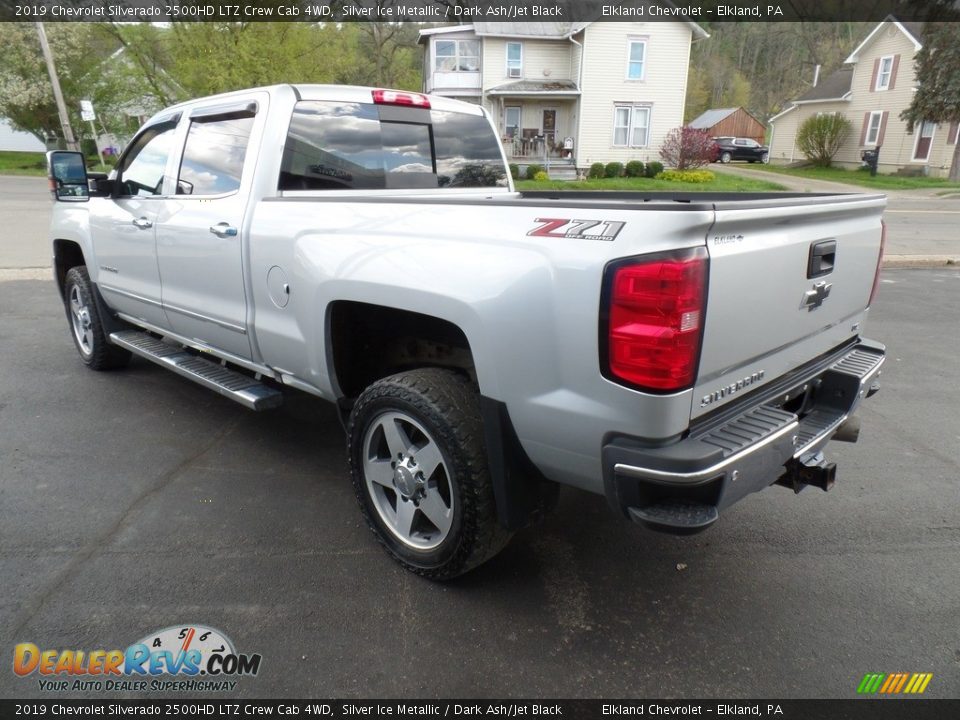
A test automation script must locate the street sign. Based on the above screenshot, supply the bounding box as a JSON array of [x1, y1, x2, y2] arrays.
[[80, 100, 95, 122]]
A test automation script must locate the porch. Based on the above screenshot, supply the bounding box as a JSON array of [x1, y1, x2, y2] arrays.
[[485, 81, 580, 165]]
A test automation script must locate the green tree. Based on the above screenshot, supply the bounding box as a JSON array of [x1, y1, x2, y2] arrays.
[[0, 23, 150, 143], [900, 23, 960, 181], [796, 114, 852, 167]]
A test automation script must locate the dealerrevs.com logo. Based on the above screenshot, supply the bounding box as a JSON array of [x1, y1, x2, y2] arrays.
[[13, 624, 262, 692]]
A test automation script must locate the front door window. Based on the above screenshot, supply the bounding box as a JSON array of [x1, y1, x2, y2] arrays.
[[542, 109, 557, 150]]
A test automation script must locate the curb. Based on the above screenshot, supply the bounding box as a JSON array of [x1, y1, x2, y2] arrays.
[[882, 255, 959, 269]]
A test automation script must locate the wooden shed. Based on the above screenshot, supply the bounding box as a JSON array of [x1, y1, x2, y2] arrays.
[[688, 107, 766, 144]]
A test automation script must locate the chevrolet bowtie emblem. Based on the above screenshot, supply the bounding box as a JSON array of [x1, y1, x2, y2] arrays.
[[801, 281, 832, 310]]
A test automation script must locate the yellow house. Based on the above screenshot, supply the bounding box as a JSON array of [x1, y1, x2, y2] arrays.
[[769, 18, 959, 177], [419, 21, 708, 176]]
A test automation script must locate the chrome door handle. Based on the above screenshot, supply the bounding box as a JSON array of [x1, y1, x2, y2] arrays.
[[132, 217, 152, 229], [209, 223, 238, 238]]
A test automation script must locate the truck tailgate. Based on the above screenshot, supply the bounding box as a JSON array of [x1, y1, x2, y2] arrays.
[[693, 194, 885, 419]]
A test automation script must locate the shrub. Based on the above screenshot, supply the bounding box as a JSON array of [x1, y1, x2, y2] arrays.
[[644, 161, 664, 178], [796, 114, 852, 167], [659, 127, 717, 170], [604, 162, 624, 178], [525, 163, 543, 179], [509, 163, 520, 180], [533, 170, 549, 181], [80, 138, 99, 158], [625, 160, 645, 177], [587, 162, 606, 179], [657, 169, 716, 183]]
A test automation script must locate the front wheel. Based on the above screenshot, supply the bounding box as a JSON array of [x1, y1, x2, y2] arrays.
[[63, 266, 131, 370], [348, 368, 510, 579], [720, 152, 732, 164]]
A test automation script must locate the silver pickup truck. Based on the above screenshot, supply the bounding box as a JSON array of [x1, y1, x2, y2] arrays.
[[47, 85, 886, 579]]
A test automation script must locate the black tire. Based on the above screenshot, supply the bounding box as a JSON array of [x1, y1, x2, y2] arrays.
[[761, 152, 770, 164], [720, 152, 732, 164], [347, 368, 511, 580], [63, 266, 131, 371]]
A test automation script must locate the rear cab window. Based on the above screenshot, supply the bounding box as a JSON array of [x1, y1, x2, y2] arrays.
[[279, 100, 506, 191]]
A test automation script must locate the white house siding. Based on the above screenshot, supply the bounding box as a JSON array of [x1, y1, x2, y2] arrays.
[[768, 106, 804, 163], [480, 38, 576, 92], [576, 22, 693, 168], [0, 120, 44, 152]]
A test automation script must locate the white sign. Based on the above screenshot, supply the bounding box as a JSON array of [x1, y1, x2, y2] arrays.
[[80, 100, 95, 122]]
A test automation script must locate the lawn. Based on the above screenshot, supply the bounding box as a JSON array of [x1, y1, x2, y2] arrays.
[[746, 163, 960, 191], [0, 151, 47, 176], [515, 174, 786, 192]]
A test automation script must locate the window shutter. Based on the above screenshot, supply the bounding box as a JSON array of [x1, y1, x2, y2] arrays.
[[888, 55, 900, 90], [869, 58, 880, 92], [877, 111, 889, 146], [860, 112, 871, 145], [949, 121, 959, 145]]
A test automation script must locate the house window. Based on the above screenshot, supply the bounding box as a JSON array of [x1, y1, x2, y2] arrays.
[[613, 105, 651, 147], [435, 39, 480, 73], [865, 111, 884, 145], [626, 40, 647, 80], [876, 55, 894, 90], [506, 42, 523, 78], [504, 106, 521, 139]]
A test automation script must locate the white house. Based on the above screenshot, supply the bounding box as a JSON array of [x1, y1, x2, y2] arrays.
[[418, 20, 708, 174], [769, 18, 958, 176]]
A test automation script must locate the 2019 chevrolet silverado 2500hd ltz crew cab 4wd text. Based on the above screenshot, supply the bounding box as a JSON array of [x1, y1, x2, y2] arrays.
[[47, 85, 886, 578]]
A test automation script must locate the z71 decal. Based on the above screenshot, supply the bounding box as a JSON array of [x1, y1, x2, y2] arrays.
[[527, 218, 625, 241]]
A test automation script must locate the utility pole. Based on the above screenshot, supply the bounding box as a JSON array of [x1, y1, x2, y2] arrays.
[[35, 21, 78, 151]]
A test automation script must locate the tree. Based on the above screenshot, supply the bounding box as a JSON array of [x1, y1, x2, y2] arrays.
[[0, 24, 149, 143], [900, 23, 960, 181], [796, 114, 852, 167], [659, 127, 717, 170]]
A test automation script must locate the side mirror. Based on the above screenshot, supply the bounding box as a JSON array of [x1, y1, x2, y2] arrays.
[[47, 151, 89, 202]]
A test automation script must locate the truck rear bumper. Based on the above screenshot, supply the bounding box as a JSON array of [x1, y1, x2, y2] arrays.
[[601, 339, 885, 534]]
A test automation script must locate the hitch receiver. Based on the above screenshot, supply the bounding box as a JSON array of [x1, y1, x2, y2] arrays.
[[776, 452, 836, 494]]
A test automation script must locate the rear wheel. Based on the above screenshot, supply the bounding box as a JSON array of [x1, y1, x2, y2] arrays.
[[761, 152, 770, 164], [63, 266, 131, 370], [348, 368, 510, 579]]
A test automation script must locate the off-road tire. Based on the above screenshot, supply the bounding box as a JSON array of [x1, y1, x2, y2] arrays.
[[63, 266, 131, 370], [348, 368, 511, 580]]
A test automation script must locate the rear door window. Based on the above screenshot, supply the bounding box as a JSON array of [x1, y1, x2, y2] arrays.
[[279, 101, 506, 191], [177, 114, 255, 196]]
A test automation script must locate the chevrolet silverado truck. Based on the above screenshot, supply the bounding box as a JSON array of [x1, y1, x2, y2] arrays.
[[46, 85, 886, 579]]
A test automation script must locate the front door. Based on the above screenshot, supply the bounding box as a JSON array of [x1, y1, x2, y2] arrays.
[[155, 101, 260, 359], [91, 121, 179, 329], [542, 109, 557, 152], [913, 121, 936, 162]]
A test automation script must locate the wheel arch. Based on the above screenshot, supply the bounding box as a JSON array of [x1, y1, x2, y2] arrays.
[[53, 238, 86, 300]]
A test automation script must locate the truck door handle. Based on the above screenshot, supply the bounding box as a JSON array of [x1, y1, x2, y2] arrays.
[[209, 223, 238, 238], [131, 217, 152, 229]]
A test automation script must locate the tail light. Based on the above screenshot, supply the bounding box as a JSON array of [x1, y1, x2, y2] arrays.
[[372, 89, 431, 109], [602, 247, 708, 393], [868, 220, 886, 307]]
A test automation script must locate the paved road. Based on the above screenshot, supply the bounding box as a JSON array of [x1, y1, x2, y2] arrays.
[[1, 174, 957, 273], [1, 270, 958, 699]]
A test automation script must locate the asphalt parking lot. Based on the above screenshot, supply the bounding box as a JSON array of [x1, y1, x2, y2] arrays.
[[1, 269, 958, 700]]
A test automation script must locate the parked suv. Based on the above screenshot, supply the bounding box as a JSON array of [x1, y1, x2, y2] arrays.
[[713, 136, 770, 164]]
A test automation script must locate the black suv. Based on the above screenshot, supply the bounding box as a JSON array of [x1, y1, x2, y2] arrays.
[[713, 137, 770, 164]]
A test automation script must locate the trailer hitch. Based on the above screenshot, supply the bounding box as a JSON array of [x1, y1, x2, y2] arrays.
[[776, 451, 836, 494]]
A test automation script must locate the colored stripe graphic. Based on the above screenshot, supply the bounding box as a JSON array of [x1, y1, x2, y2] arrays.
[[858, 672, 933, 694]]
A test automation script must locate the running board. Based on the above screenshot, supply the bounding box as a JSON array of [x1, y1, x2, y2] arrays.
[[110, 330, 283, 411]]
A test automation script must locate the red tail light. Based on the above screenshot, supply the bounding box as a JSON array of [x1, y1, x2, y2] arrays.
[[372, 89, 431, 109], [603, 247, 708, 392], [868, 220, 886, 307]]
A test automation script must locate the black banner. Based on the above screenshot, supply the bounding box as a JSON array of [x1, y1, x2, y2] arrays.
[[1, 0, 959, 23], [2, 700, 960, 719]]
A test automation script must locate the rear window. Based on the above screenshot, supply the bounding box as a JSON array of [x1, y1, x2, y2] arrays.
[[279, 101, 506, 191]]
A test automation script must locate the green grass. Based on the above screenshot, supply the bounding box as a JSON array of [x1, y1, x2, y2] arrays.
[[745, 163, 960, 190], [0, 151, 114, 177], [0, 151, 46, 176], [515, 174, 786, 192]]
